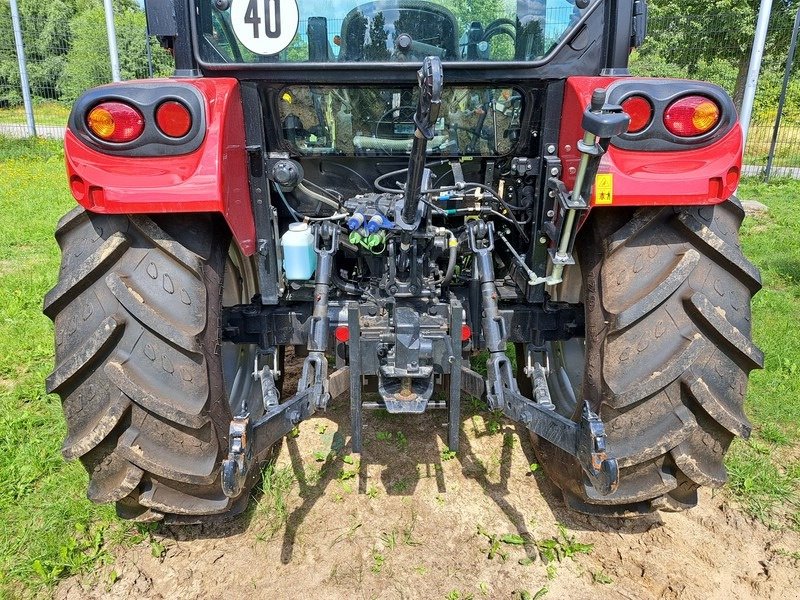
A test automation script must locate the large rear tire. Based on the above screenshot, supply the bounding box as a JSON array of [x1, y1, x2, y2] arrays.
[[44, 208, 266, 522], [531, 199, 763, 515]]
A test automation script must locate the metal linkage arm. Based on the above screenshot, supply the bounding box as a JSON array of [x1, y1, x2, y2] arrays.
[[298, 223, 339, 410], [221, 223, 341, 498], [222, 388, 315, 497], [466, 221, 618, 496], [498, 385, 619, 496]]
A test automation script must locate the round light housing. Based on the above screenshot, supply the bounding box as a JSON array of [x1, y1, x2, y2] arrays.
[[461, 324, 472, 342], [334, 326, 350, 343], [155, 100, 192, 138], [86, 102, 144, 143], [620, 95, 653, 134], [664, 96, 720, 137]]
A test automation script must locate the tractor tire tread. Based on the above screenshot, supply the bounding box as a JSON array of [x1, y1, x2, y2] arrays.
[[45, 209, 240, 520], [531, 199, 760, 516]]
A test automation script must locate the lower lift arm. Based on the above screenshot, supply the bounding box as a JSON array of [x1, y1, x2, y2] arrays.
[[222, 224, 341, 498], [467, 220, 619, 495]]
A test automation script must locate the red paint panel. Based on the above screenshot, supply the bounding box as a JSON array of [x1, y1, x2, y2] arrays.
[[558, 77, 742, 207], [65, 78, 256, 255]]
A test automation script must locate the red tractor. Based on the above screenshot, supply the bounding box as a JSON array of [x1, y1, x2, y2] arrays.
[[45, 0, 761, 522]]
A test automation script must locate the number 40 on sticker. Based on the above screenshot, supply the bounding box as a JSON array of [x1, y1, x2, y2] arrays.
[[231, 0, 299, 55], [245, 0, 281, 39]]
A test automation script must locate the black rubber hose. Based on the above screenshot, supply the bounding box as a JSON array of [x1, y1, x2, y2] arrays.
[[441, 237, 458, 286], [331, 270, 362, 296]]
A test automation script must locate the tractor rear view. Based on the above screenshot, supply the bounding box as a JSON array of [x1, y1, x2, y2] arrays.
[[44, 0, 762, 522]]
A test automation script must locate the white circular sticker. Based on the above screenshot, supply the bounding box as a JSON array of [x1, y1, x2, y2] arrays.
[[230, 0, 299, 56]]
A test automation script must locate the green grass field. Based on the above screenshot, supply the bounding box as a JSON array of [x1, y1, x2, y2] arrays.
[[0, 138, 798, 597], [0, 103, 71, 128], [0, 138, 122, 598]]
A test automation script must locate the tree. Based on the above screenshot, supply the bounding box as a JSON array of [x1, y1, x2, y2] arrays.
[[61, 1, 173, 102], [642, 0, 798, 109], [0, 0, 172, 106], [365, 12, 390, 61], [0, 0, 78, 105]]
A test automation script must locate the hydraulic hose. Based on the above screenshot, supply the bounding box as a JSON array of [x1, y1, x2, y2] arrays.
[[331, 269, 362, 296], [441, 234, 458, 286], [296, 182, 340, 210]]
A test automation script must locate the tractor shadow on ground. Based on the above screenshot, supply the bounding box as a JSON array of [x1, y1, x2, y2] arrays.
[[455, 401, 661, 540], [158, 394, 659, 553], [513, 422, 665, 536], [457, 412, 539, 563], [279, 395, 450, 563]]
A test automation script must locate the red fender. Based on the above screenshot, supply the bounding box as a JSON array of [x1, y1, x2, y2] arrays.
[[65, 78, 256, 255], [559, 76, 743, 207]]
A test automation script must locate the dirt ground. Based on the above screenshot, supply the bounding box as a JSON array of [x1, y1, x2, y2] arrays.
[[57, 358, 800, 600]]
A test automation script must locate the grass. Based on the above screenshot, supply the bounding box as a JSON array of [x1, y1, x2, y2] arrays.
[[726, 178, 800, 526], [255, 463, 296, 535], [0, 136, 797, 595], [744, 123, 800, 170], [0, 137, 121, 598], [0, 102, 71, 128]]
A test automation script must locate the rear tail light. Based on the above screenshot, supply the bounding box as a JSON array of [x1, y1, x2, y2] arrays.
[[663, 95, 721, 137], [334, 326, 350, 343], [461, 324, 472, 342], [620, 95, 653, 133], [155, 101, 193, 138], [86, 102, 144, 143]]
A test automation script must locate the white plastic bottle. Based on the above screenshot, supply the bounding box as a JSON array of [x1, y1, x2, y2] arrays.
[[281, 222, 316, 280]]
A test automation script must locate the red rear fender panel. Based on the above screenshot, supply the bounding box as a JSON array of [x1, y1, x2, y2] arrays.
[[65, 78, 256, 255], [559, 77, 743, 207]]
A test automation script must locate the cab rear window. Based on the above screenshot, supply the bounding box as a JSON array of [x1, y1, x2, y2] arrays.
[[196, 0, 591, 64], [277, 85, 522, 157]]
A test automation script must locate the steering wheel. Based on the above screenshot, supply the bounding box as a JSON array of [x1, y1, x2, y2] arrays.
[[484, 18, 517, 43], [368, 105, 418, 154]]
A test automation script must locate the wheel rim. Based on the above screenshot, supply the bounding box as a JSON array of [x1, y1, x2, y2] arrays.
[[540, 258, 585, 419], [221, 243, 261, 418]]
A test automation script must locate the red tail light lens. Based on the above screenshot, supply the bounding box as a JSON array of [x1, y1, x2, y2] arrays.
[[620, 95, 653, 133], [664, 96, 720, 137], [155, 100, 192, 138], [334, 326, 350, 343], [461, 324, 472, 341], [86, 102, 144, 143]]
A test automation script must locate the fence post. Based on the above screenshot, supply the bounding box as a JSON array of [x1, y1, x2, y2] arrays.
[[765, 6, 800, 181], [103, 0, 122, 82], [145, 24, 154, 78], [740, 0, 773, 149], [9, 0, 36, 137]]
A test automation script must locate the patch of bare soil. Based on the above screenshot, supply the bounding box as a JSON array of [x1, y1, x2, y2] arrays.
[[58, 362, 800, 600]]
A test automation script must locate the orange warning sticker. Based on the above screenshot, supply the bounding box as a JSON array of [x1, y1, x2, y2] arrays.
[[595, 173, 613, 205]]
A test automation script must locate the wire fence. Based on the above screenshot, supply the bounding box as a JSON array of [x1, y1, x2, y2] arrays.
[[631, 5, 800, 177], [0, 1, 171, 139], [0, 1, 797, 176]]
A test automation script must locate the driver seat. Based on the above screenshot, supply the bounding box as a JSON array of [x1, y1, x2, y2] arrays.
[[338, 1, 459, 62]]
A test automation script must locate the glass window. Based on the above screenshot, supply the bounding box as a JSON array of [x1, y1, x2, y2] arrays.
[[197, 0, 589, 64], [278, 85, 523, 156]]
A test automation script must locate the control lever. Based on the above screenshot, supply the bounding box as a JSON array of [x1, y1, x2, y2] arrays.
[[548, 88, 629, 285], [399, 56, 443, 228]]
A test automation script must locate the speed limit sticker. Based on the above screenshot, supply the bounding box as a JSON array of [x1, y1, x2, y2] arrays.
[[230, 0, 299, 56]]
